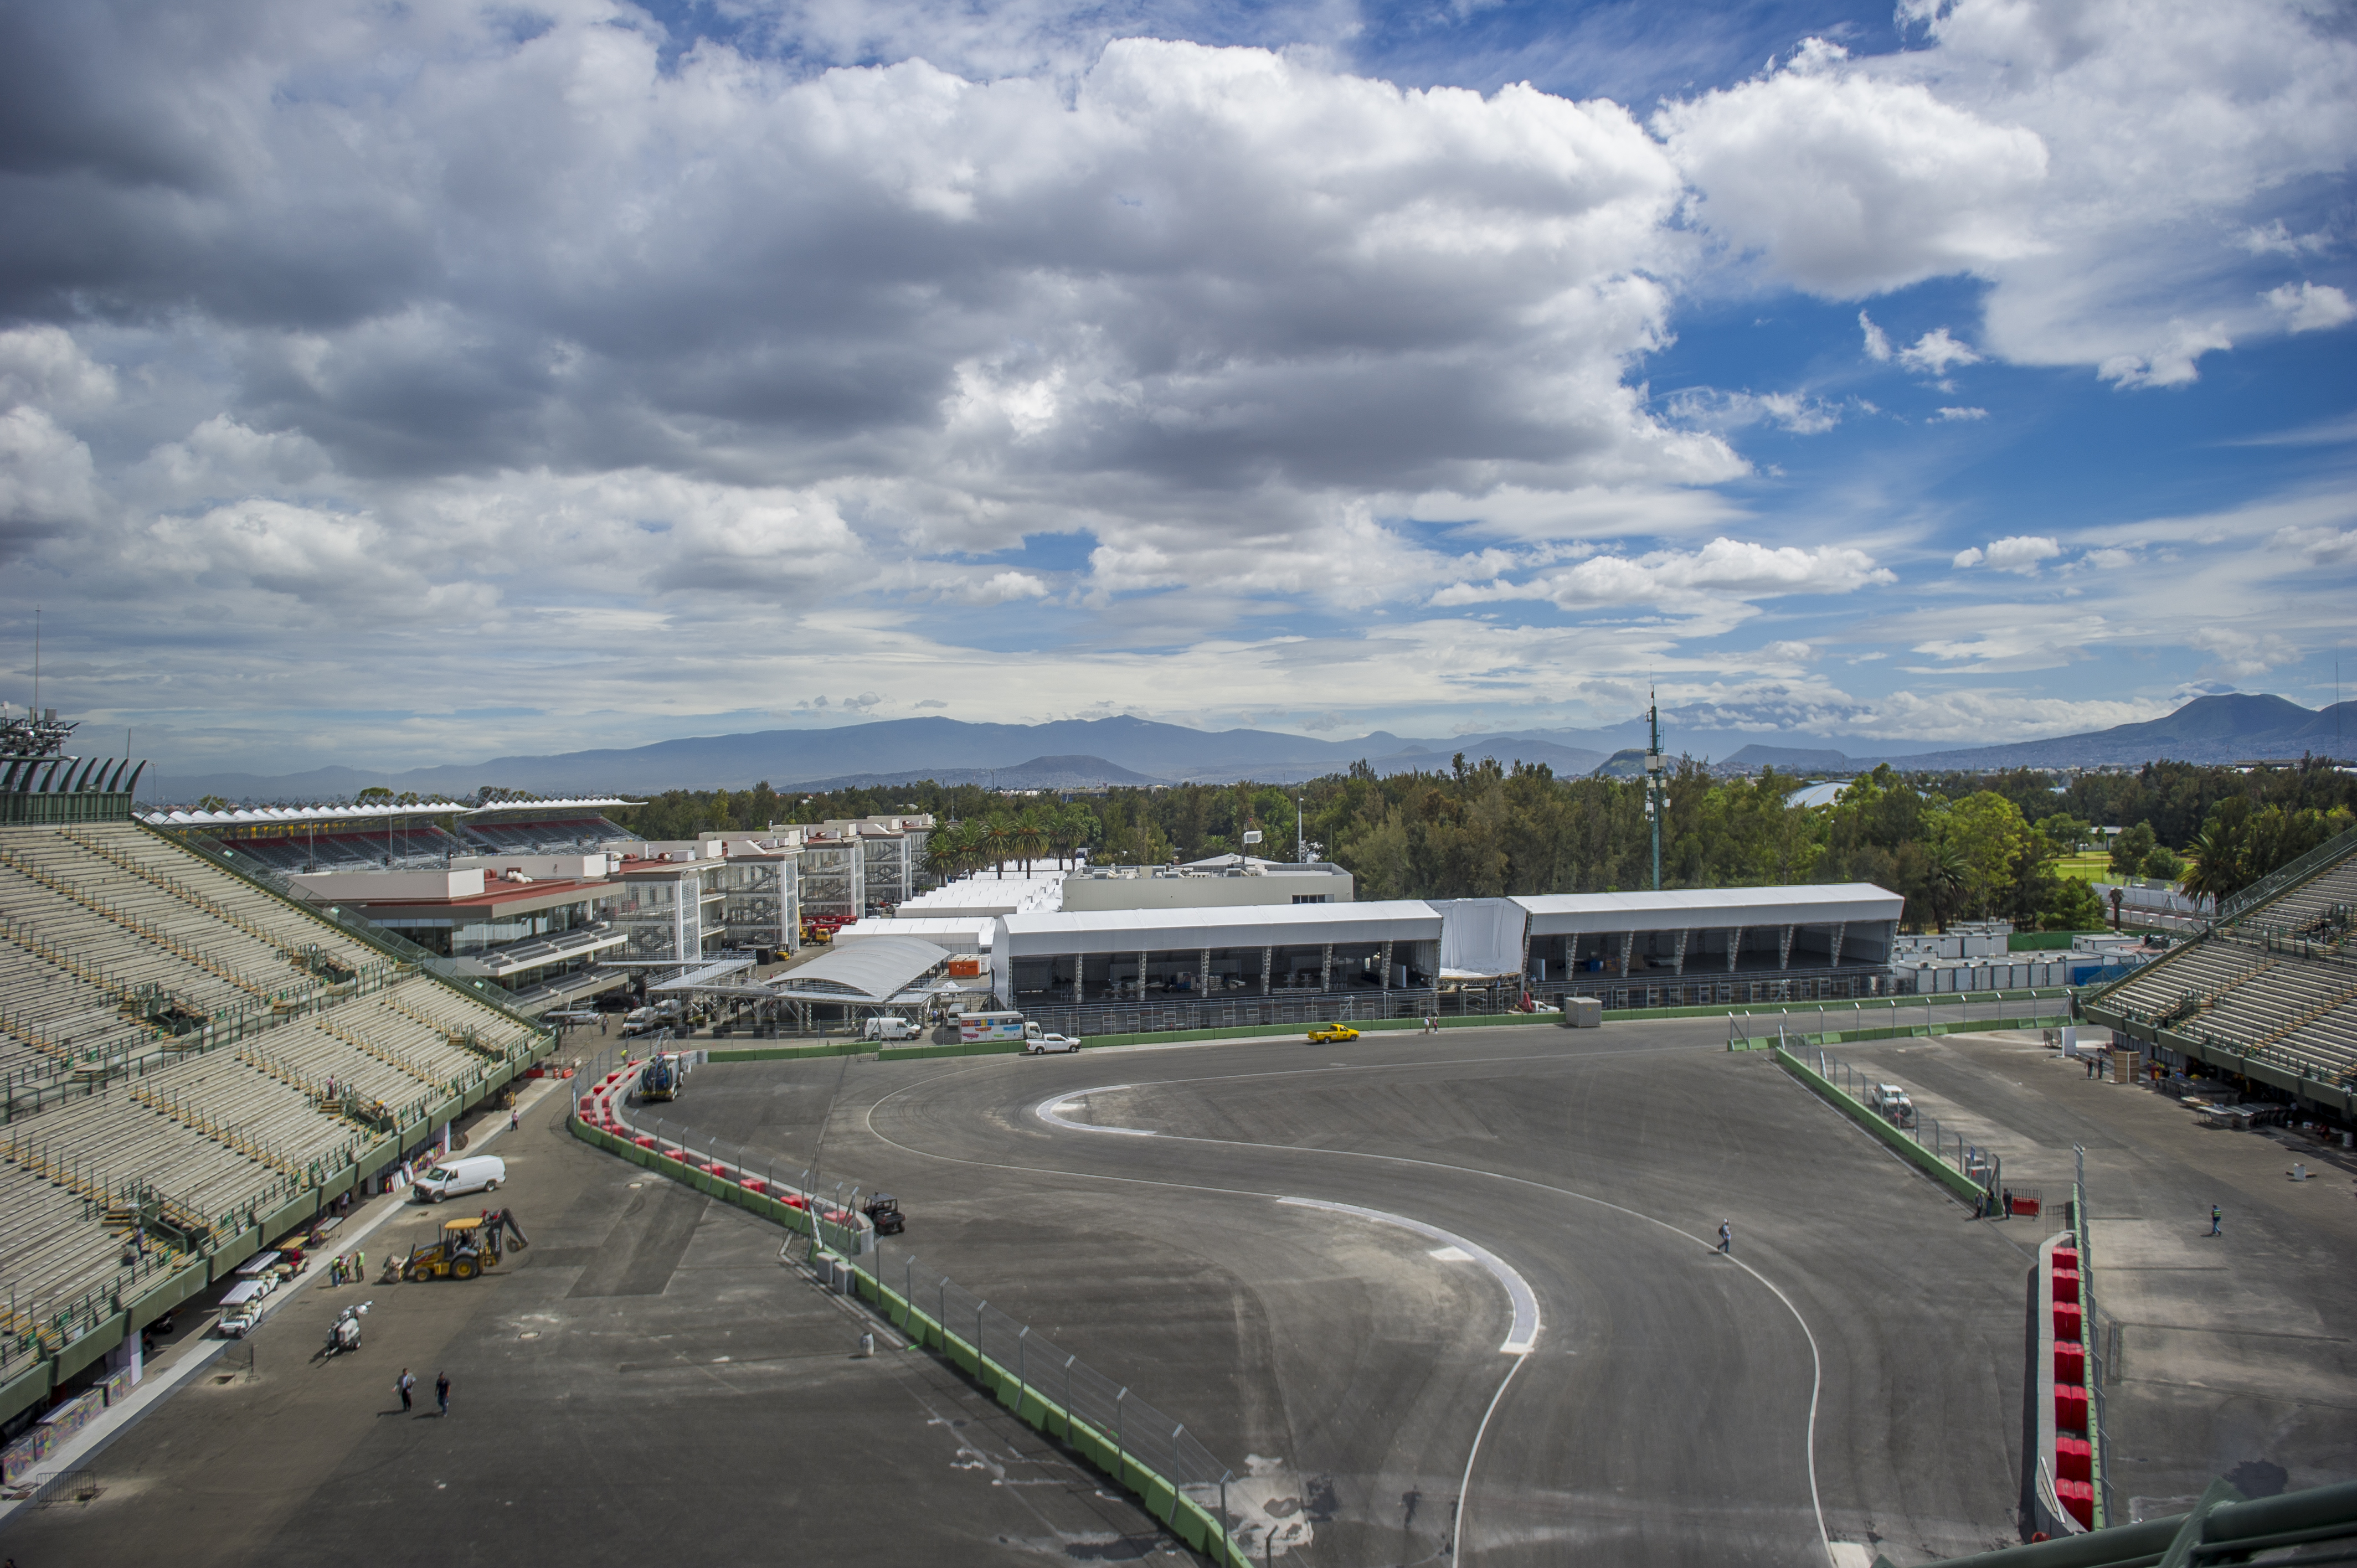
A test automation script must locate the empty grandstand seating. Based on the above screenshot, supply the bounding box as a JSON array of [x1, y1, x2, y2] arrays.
[[2230, 855, 2357, 940], [0, 818, 548, 1389], [209, 824, 469, 874], [2090, 833, 2357, 1095], [459, 816, 624, 854]]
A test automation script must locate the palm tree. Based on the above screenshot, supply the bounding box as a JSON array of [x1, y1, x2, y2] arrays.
[[1924, 840, 1969, 932], [2179, 826, 2243, 901], [1012, 812, 1047, 876], [925, 825, 970, 884], [980, 820, 1011, 875]]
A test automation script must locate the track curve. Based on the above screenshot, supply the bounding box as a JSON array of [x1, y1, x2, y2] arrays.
[[682, 1022, 2032, 1564]]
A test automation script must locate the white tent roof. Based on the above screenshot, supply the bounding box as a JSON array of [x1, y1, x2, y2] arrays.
[[996, 899, 1439, 958], [834, 916, 994, 951], [1513, 883, 1901, 935], [767, 935, 950, 1003]]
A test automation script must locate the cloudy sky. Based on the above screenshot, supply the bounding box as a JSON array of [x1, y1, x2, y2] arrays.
[[3, 0, 2354, 776]]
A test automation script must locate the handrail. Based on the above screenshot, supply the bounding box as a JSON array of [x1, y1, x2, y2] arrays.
[[2219, 824, 2357, 924]]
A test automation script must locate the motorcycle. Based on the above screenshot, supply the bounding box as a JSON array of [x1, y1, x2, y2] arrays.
[[327, 1300, 372, 1356]]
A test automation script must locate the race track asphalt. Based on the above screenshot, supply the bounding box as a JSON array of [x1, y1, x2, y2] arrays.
[[677, 1018, 2038, 1566]]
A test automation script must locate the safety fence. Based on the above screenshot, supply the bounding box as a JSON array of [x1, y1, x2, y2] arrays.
[[1726, 989, 2075, 1051], [1772, 1041, 1999, 1209], [566, 1048, 1259, 1566]]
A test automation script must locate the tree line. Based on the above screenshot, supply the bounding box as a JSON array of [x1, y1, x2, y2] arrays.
[[608, 755, 2357, 932]]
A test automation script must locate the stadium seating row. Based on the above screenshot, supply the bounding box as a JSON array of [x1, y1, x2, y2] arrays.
[[2232, 856, 2357, 939], [0, 821, 543, 1375], [2101, 933, 2357, 1087]]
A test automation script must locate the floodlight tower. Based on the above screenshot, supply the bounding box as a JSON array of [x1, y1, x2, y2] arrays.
[[1644, 690, 1668, 891]]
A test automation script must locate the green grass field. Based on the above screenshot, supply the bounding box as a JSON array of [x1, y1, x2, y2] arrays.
[[2055, 851, 2113, 884]]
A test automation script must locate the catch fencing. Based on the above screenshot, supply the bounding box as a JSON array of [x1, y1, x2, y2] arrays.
[[2073, 1144, 2117, 1529], [1725, 989, 2074, 1050], [1803, 1044, 2002, 1196]]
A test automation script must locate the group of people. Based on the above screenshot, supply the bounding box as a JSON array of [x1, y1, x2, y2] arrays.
[[394, 1368, 450, 1416], [327, 1250, 369, 1286]]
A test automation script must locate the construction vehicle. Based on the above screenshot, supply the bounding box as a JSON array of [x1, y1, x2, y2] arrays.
[[403, 1209, 530, 1281], [862, 1193, 905, 1236], [637, 1051, 682, 1102]]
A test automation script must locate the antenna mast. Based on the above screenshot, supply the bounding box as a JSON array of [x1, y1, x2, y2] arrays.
[[1644, 690, 1666, 891]]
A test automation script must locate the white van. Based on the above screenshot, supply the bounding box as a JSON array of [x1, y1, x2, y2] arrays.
[[412, 1154, 506, 1203], [862, 1017, 920, 1043]]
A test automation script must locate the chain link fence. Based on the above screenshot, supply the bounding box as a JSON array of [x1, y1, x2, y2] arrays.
[[2073, 1145, 2117, 1530], [1797, 1043, 2005, 1198], [883, 1256, 1259, 1556], [1725, 989, 2075, 1049]]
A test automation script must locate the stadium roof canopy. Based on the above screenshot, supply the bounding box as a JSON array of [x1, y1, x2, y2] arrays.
[[140, 797, 641, 828], [1512, 884, 1901, 934], [767, 936, 951, 1004], [997, 899, 1441, 958]]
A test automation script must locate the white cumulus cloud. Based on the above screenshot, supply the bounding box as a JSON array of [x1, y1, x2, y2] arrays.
[[1656, 0, 2357, 383], [1952, 535, 2061, 572], [2264, 282, 2357, 333], [1898, 328, 1982, 376]]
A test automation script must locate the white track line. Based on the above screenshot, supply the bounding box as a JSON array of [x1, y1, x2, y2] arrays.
[[1033, 1089, 1157, 1137], [1453, 1352, 1531, 1568], [884, 1058, 1833, 1565], [1270, 1197, 1538, 1355]]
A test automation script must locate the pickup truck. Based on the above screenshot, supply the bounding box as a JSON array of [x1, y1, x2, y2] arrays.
[[1023, 1029, 1080, 1055], [1867, 1082, 1915, 1126]]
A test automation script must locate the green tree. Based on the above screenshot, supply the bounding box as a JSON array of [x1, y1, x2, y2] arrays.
[[2042, 876, 2107, 931], [2109, 821, 2156, 876], [1929, 791, 2031, 919]]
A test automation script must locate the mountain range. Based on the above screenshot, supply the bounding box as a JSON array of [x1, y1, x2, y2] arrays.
[[139, 694, 2356, 803], [1715, 694, 2357, 776]]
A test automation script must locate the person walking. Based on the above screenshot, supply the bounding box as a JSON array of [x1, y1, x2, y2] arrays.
[[397, 1368, 414, 1411], [1717, 1220, 1732, 1254], [2209, 1204, 2222, 1236], [509, 1106, 519, 1132], [434, 1371, 450, 1416]]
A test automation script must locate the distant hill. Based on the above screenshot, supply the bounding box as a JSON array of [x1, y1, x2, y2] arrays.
[[141, 693, 2355, 804], [786, 755, 1164, 791], [1873, 694, 2357, 772], [1716, 744, 1855, 775]]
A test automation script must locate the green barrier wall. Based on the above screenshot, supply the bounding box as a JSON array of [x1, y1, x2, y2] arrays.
[[1773, 1043, 1988, 1204], [839, 1260, 1246, 1566], [702, 1042, 868, 1062], [567, 1108, 1243, 1564]]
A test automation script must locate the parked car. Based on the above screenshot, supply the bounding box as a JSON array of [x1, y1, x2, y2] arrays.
[[411, 1154, 507, 1203]]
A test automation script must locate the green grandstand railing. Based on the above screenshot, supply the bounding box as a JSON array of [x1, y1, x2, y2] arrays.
[[2217, 823, 2357, 925]]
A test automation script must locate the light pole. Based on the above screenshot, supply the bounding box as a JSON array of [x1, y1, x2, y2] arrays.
[[1644, 689, 1667, 891]]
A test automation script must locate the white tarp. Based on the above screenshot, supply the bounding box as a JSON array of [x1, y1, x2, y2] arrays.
[[1435, 898, 1527, 978]]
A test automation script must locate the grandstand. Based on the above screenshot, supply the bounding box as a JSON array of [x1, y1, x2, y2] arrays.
[[0, 788, 552, 1427], [2085, 826, 2357, 1113], [137, 799, 636, 874]]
